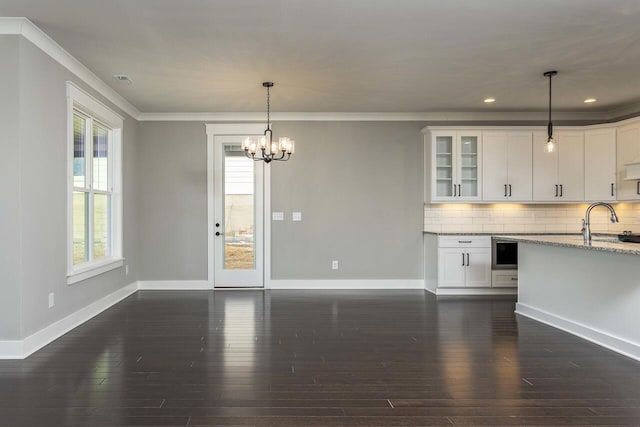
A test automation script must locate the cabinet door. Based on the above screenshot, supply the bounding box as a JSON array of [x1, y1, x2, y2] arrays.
[[616, 124, 640, 201], [457, 132, 482, 200], [585, 128, 616, 201], [432, 132, 455, 200], [437, 248, 466, 287], [557, 131, 585, 202], [482, 132, 509, 201], [507, 132, 533, 201], [465, 248, 491, 288], [533, 132, 559, 201]]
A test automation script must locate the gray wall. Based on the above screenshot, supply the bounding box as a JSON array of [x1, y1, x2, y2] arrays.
[[136, 122, 208, 280], [136, 121, 424, 282], [4, 36, 140, 338], [0, 36, 22, 339], [271, 122, 424, 279]]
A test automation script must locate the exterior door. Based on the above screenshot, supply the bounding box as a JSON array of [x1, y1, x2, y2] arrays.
[[213, 136, 264, 287]]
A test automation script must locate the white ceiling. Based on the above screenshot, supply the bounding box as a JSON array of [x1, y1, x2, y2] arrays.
[[1, 0, 640, 114]]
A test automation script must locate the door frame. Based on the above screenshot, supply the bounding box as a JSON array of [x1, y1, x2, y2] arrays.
[[205, 124, 271, 289]]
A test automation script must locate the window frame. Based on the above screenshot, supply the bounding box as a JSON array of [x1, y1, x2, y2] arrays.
[[66, 82, 124, 285]]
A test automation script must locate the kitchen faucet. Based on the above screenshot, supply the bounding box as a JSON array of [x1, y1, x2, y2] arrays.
[[582, 202, 619, 244]]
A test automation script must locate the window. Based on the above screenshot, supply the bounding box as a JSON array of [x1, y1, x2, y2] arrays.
[[67, 82, 124, 284]]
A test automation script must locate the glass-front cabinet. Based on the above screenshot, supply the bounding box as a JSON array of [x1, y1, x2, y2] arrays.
[[430, 130, 482, 201]]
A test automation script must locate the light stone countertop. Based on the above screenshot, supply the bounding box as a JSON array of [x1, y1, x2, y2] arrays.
[[494, 235, 640, 256]]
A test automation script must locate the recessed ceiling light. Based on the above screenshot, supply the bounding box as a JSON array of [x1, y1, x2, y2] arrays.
[[584, 98, 597, 103], [484, 98, 496, 103], [113, 74, 132, 85]]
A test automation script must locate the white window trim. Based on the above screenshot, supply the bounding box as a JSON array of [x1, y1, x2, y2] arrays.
[[66, 81, 124, 285]]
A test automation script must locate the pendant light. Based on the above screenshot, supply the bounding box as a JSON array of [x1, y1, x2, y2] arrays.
[[241, 82, 295, 163], [543, 71, 558, 153]]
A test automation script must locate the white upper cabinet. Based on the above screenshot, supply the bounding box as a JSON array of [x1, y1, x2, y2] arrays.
[[533, 131, 584, 202], [430, 131, 482, 202], [617, 123, 640, 201], [482, 131, 532, 201], [585, 128, 616, 201]]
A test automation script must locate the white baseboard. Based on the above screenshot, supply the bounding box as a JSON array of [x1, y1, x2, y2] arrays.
[[137, 280, 211, 290], [0, 340, 23, 360], [0, 282, 137, 360], [268, 279, 424, 290], [436, 287, 517, 296], [516, 302, 640, 362]]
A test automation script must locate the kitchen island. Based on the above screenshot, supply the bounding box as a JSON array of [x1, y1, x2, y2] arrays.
[[498, 235, 640, 361]]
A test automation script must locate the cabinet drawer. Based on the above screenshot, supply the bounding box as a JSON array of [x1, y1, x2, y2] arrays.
[[438, 235, 491, 248], [492, 270, 518, 287]]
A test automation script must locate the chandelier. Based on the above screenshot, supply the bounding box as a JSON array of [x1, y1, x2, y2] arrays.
[[242, 82, 295, 163]]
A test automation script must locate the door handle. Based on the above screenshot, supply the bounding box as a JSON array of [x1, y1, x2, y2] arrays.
[[559, 184, 563, 197], [555, 185, 558, 197], [504, 184, 507, 197], [466, 253, 470, 266], [508, 184, 512, 197]]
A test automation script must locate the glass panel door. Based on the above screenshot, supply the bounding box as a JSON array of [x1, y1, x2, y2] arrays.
[[459, 135, 479, 197], [214, 136, 264, 287], [435, 135, 454, 197], [223, 146, 255, 270]]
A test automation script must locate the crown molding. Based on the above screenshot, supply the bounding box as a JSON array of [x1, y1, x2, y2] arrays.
[[138, 110, 606, 122], [0, 17, 141, 120], [605, 101, 640, 122]]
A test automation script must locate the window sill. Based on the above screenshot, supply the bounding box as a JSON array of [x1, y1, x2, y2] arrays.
[[67, 258, 124, 285]]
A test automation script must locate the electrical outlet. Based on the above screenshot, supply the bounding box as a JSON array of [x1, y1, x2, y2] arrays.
[[48, 293, 55, 308], [272, 212, 284, 221], [332, 260, 339, 270], [292, 212, 302, 221], [125, 265, 129, 276]]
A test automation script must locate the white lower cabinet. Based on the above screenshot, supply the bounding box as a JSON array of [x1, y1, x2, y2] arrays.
[[492, 270, 518, 287], [437, 236, 491, 288]]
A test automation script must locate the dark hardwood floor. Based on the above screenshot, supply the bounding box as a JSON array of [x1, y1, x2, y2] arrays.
[[1, 290, 639, 426]]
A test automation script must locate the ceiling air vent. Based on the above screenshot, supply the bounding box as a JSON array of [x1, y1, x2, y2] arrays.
[[113, 75, 132, 85]]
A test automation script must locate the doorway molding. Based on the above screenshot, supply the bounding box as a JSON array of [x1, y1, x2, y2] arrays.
[[205, 124, 271, 289]]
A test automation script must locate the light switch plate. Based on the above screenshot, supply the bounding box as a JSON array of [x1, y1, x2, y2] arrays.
[[272, 212, 284, 221], [292, 212, 302, 221]]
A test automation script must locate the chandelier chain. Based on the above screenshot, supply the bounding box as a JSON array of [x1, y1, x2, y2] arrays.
[[266, 85, 271, 130]]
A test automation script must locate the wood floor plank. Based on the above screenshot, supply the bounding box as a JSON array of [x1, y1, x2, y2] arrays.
[[0, 290, 638, 426]]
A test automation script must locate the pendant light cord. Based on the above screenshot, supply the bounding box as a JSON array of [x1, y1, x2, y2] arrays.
[[548, 73, 552, 125]]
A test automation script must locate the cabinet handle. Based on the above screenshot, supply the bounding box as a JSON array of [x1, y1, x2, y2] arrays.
[[458, 240, 472, 243], [458, 184, 461, 197], [453, 184, 457, 197], [637, 181, 640, 195], [555, 185, 558, 197], [462, 253, 465, 266], [560, 184, 563, 197], [509, 184, 512, 197], [611, 183, 615, 197], [466, 253, 470, 266], [511, 277, 517, 281], [504, 184, 507, 197]]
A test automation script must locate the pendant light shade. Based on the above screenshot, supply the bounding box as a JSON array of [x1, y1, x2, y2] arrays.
[[544, 71, 558, 153]]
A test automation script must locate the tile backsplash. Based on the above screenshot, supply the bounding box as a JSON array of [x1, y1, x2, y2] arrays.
[[424, 203, 640, 234]]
